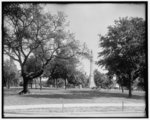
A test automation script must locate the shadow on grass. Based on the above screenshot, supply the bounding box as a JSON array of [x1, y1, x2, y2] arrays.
[[20, 89, 145, 100], [3, 88, 23, 96]]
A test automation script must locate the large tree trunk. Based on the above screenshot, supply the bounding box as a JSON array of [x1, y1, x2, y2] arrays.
[[128, 72, 133, 98], [19, 69, 44, 94], [40, 77, 42, 90], [19, 76, 30, 94], [65, 79, 67, 90], [121, 79, 124, 93], [128, 81, 132, 97]]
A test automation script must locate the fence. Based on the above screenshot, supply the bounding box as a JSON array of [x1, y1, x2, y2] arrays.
[[4, 102, 145, 112]]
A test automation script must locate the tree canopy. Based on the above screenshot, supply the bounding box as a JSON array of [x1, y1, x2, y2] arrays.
[[3, 3, 89, 94], [97, 17, 146, 97]]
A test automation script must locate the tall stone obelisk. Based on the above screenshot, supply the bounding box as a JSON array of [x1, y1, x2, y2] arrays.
[[89, 50, 96, 88]]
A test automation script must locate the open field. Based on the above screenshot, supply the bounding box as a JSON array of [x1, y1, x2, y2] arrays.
[[4, 87, 145, 106], [3, 87, 146, 117]]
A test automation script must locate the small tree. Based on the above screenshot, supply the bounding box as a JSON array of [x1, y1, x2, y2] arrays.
[[3, 59, 19, 88], [94, 69, 113, 89], [44, 56, 79, 88]]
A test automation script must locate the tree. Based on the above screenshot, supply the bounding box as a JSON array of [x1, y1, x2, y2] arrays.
[[3, 3, 81, 94], [3, 59, 19, 88], [115, 73, 128, 93], [94, 69, 113, 89], [44, 46, 89, 89], [44, 55, 79, 88], [97, 17, 146, 97], [43, 41, 90, 89], [24, 55, 43, 88]]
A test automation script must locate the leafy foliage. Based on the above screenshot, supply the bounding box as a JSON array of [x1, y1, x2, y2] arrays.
[[44, 55, 87, 87], [97, 17, 146, 96], [3, 59, 19, 88], [94, 69, 113, 89], [3, 3, 85, 93], [25, 55, 42, 73]]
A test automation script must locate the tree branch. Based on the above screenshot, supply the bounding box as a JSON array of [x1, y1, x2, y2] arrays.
[[4, 50, 19, 62], [43, 46, 60, 68]]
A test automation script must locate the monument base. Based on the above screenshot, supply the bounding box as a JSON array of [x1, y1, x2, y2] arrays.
[[89, 77, 96, 88], [89, 84, 96, 88]]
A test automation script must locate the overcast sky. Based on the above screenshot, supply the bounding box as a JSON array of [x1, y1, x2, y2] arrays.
[[43, 3, 145, 74]]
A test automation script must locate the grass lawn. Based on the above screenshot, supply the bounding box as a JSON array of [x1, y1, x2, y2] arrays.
[[3, 87, 145, 106]]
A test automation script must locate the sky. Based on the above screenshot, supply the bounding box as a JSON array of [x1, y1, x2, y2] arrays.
[[43, 3, 145, 75]]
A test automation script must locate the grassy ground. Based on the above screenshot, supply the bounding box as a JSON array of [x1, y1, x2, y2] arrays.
[[3, 87, 145, 106]]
